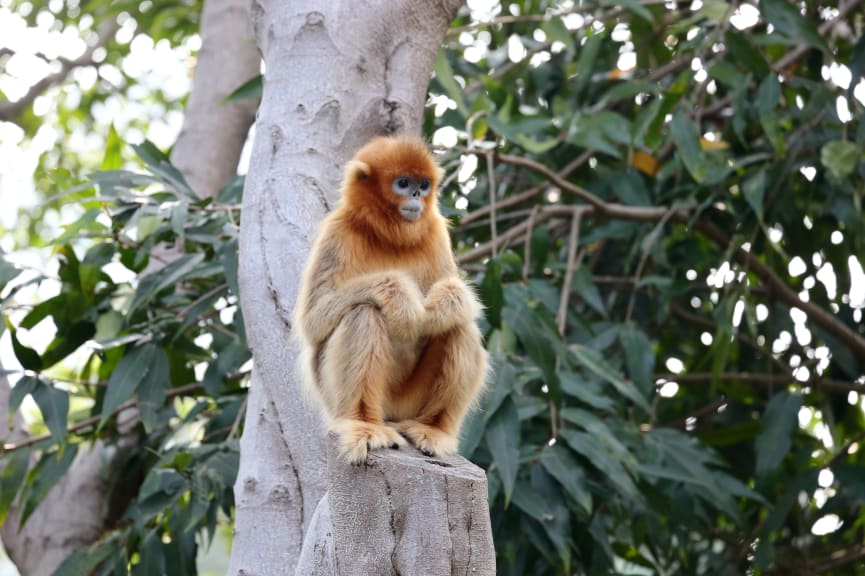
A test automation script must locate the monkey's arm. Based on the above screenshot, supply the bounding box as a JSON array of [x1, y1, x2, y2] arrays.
[[296, 238, 424, 346], [421, 276, 483, 337]]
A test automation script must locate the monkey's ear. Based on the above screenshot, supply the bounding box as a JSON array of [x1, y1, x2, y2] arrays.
[[346, 160, 371, 181]]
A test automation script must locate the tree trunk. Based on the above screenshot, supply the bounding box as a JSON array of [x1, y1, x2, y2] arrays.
[[170, 0, 260, 199], [0, 0, 259, 572], [231, 1, 496, 575], [295, 436, 495, 576]]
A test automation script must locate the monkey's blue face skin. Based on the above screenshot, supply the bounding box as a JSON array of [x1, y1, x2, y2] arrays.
[[392, 176, 431, 221]]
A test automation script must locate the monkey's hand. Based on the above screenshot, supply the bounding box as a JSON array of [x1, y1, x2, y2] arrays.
[[422, 277, 482, 336], [360, 271, 425, 340]]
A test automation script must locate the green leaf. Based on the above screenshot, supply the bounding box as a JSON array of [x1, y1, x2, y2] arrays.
[[458, 404, 487, 459], [571, 267, 607, 318], [128, 253, 205, 315], [221, 239, 240, 297], [41, 321, 96, 370], [485, 396, 520, 506], [51, 541, 115, 576], [203, 340, 249, 395], [4, 318, 43, 371], [540, 445, 592, 514], [514, 134, 560, 154], [543, 17, 575, 51], [559, 372, 616, 412], [700, 0, 729, 21], [502, 292, 562, 403], [138, 346, 170, 433], [759, 0, 828, 52], [224, 74, 262, 102], [724, 30, 770, 77], [182, 471, 211, 531], [511, 479, 556, 522], [483, 354, 516, 422], [849, 33, 865, 99], [574, 34, 603, 99], [743, 169, 766, 221], [820, 140, 860, 181], [80, 242, 115, 294], [31, 381, 69, 444], [567, 111, 630, 158], [480, 258, 504, 329], [8, 375, 39, 417], [136, 529, 166, 576], [619, 324, 654, 394], [433, 51, 468, 116], [569, 345, 650, 412], [20, 444, 79, 527], [132, 141, 194, 197], [0, 448, 29, 524], [561, 429, 641, 502], [757, 75, 784, 153], [670, 110, 707, 183], [100, 344, 162, 425], [0, 254, 22, 294], [101, 124, 124, 170], [755, 391, 803, 477]]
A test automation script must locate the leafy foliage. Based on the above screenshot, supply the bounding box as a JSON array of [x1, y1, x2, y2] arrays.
[[1, 144, 246, 573], [430, 0, 865, 574]]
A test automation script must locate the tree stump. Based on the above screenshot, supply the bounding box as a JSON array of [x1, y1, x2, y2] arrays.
[[295, 435, 496, 575]]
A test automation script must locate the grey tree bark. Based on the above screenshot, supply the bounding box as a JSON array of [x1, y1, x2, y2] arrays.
[[0, 0, 259, 573], [295, 438, 495, 575], [231, 2, 495, 575]]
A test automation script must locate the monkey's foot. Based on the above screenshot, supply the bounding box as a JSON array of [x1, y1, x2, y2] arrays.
[[331, 418, 407, 465], [394, 420, 458, 457]]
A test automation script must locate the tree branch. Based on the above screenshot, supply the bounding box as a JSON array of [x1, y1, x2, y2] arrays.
[[457, 149, 592, 227], [168, 0, 260, 199], [1, 383, 204, 453], [460, 149, 865, 362], [657, 372, 861, 393]]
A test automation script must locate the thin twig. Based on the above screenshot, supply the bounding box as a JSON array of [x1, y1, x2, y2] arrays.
[[557, 208, 584, 335], [459, 149, 592, 226], [624, 206, 678, 323], [1, 382, 204, 453], [522, 205, 541, 280], [658, 372, 861, 393], [485, 151, 499, 257], [227, 395, 248, 440]]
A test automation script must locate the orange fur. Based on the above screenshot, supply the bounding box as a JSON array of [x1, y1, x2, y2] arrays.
[[294, 136, 488, 464]]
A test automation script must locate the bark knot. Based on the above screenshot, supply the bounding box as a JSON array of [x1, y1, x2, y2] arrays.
[[305, 11, 325, 26], [269, 125, 283, 157]]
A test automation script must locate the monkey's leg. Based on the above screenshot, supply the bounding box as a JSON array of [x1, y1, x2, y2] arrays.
[[320, 305, 407, 464], [394, 323, 487, 457]]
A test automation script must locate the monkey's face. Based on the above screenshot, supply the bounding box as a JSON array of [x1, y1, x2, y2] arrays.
[[342, 136, 445, 246], [391, 175, 432, 222]]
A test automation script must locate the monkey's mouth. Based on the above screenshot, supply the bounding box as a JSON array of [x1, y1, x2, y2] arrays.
[[400, 207, 422, 221]]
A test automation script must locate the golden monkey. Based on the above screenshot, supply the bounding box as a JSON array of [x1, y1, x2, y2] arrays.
[[295, 135, 488, 464]]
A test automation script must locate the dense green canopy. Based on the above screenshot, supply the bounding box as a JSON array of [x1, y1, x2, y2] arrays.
[[1, 0, 864, 574]]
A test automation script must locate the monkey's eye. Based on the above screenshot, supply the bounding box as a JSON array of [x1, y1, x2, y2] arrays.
[[418, 179, 431, 194], [392, 176, 414, 196]]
